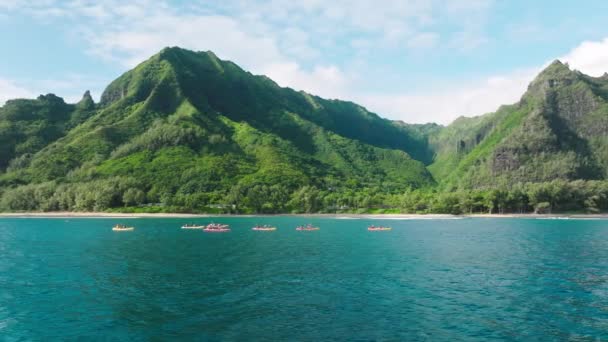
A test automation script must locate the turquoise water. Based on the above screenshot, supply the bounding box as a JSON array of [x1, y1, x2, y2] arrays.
[[1, 217, 608, 340]]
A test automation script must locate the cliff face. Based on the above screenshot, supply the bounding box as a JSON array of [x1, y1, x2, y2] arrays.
[[430, 60, 608, 188]]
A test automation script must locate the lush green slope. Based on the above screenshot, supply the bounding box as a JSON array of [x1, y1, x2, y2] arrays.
[[429, 61, 608, 189], [0, 92, 95, 171], [0, 47, 433, 213], [2, 50, 608, 214]]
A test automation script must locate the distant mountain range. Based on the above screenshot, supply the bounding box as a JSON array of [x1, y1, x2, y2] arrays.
[[1, 47, 607, 213]]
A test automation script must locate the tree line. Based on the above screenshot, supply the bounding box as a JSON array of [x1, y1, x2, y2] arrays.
[[1, 177, 607, 214]]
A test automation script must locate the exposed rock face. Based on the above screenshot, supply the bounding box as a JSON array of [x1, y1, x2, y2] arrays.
[[540, 80, 600, 137], [553, 87, 598, 122], [430, 59, 608, 187], [491, 148, 520, 175], [457, 140, 466, 153], [485, 60, 608, 181], [525, 60, 577, 98], [100, 85, 128, 106]]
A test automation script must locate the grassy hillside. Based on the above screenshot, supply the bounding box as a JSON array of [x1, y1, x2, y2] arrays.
[[429, 61, 608, 189], [0, 47, 433, 213], [1, 50, 608, 214]]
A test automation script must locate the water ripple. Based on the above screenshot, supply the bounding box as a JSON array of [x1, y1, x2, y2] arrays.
[[0, 218, 607, 340]]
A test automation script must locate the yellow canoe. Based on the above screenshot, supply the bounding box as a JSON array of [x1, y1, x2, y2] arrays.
[[113, 226, 134, 231]]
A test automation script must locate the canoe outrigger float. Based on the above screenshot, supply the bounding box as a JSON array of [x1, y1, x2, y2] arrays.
[[368, 225, 392, 231], [296, 224, 319, 231], [252, 225, 277, 231], [112, 224, 134, 231], [203, 223, 230, 232], [181, 224, 205, 229]]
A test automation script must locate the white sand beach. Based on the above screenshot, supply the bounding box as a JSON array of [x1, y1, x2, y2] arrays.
[[0, 212, 607, 219]]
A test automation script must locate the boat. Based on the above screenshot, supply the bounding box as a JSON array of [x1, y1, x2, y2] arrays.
[[203, 223, 231, 232], [368, 225, 392, 231], [112, 224, 134, 231], [181, 224, 205, 229], [252, 225, 277, 231], [296, 224, 319, 231]]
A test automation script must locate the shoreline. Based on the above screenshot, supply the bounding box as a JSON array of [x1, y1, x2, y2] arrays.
[[0, 212, 607, 219]]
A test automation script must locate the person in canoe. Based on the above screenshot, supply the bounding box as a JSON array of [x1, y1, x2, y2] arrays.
[[253, 225, 277, 231], [113, 224, 134, 231], [181, 223, 204, 229], [204, 223, 230, 232], [296, 224, 319, 231]]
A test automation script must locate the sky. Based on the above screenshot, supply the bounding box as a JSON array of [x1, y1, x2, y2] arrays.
[[1, 1, 608, 124]]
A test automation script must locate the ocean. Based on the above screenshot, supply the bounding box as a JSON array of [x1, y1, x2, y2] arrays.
[[1, 217, 607, 340]]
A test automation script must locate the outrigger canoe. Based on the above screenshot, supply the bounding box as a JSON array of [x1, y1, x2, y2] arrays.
[[181, 224, 205, 229], [296, 225, 319, 231], [252, 226, 277, 231], [368, 226, 392, 231], [203, 224, 231, 233], [112, 225, 134, 231]]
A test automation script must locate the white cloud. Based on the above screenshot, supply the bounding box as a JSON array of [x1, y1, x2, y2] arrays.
[[355, 37, 608, 125], [71, 2, 355, 100], [16, 0, 492, 65], [261, 63, 350, 100], [57, 0, 495, 121], [9, 0, 608, 127], [561, 38, 608, 77], [0, 78, 34, 105], [32, 74, 106, 103], [355, 68, 536, 124], [88, 14, 285, 70], [0, 0, 496, 106]]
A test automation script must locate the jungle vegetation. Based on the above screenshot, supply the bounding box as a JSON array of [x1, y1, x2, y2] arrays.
[[1, 48, 608, 214]]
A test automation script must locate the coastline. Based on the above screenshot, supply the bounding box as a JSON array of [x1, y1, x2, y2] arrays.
[[0, 212, 607, 219]]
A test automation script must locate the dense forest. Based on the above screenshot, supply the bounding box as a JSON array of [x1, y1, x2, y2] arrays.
[[1, 177, 607, 214], [1, 48, 607, 214]]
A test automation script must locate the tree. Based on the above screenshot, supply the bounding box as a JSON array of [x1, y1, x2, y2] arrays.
[[224, 184, 246, 213], [535, 202, 551, 214], [483, 190, 498, 214], [584, 195, 600, 213], [288, 186, 320, 213], [245, 185, 269, 213], [123, 188, 146, 206]]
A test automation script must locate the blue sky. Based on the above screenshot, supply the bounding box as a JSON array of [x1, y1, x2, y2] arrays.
[[1, 0, 608, 124]]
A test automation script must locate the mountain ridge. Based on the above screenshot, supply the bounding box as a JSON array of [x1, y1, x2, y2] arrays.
[[1, 48, 608, 213], [429, 59, 608, 189], [0, 47, 436, 213]]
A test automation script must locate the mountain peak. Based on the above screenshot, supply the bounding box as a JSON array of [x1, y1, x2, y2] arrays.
[[99, 47, 189, 107], [525, 59, 579, 99], [155, 46, 218, 64], [157, 46, 191, 59], [76, 90, 95, 110], [549, 59, 567, 67], [81, 90, 92, 101], [538, 59, 574, 78]]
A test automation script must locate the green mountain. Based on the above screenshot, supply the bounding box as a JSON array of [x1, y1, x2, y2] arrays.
[[429, 60, 608, 189], [0, 47, 434, 213], [1, 48, 607, 214]]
